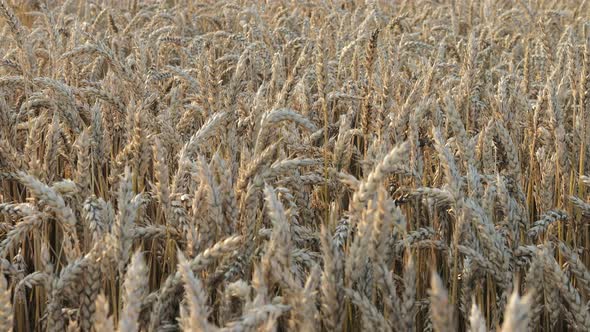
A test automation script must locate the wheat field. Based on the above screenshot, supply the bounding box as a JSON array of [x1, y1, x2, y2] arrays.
[[0, 0, 589, 331]]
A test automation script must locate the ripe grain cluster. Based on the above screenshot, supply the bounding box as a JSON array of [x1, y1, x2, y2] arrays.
[[0, 0, 589, 331]]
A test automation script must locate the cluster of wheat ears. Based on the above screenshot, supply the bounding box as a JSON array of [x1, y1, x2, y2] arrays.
[[1, 0, 590, 331]]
